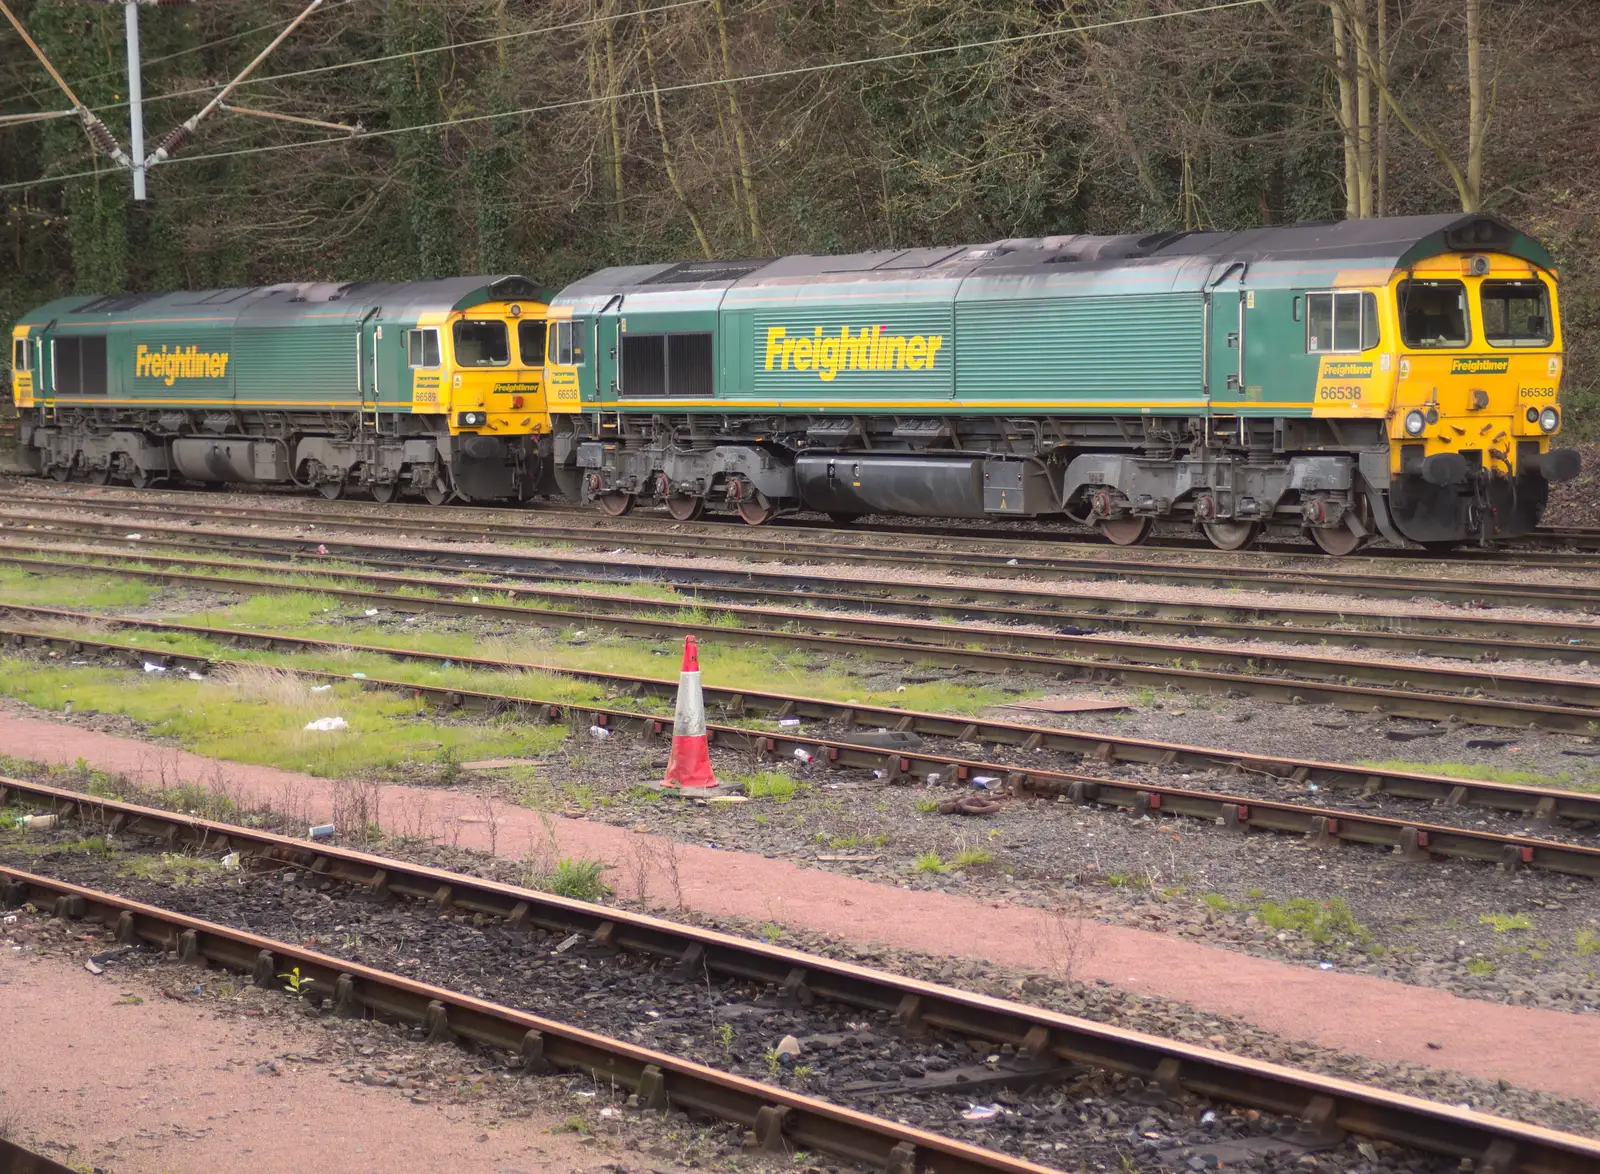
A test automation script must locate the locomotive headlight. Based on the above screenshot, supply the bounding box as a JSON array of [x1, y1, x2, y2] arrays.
[[458, 411, 486, 427], [1540, 407, 1560, 433], [1527, 407, 1540, 423], [1404, 409, 1427, 436]]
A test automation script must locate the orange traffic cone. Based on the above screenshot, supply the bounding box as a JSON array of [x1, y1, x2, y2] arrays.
[[660, 635, 723, 793]]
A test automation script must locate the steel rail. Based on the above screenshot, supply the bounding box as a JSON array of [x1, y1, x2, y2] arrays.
[[8, 623, 1600, 876], [16, 530, 1600, 663], [0, 1138, 79, 1174], [12, 479, 1600, 568], [0, 867, 1048, 1174], [6, 498, 1600, 612], [5, 549, 1600, 730], [6, 608, 1600, 825], [3, 805, 1598, 1173]]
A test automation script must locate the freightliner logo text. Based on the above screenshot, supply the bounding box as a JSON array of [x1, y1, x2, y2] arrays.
[[764, 325, 944, 381], [136, 344, 231, 386]]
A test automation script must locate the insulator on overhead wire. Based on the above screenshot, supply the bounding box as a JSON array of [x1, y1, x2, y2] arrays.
[[153, 124, 193, 161], [80, 114, 125, 161]]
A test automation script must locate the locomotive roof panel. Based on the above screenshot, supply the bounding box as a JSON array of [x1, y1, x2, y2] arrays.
[[15, 275, 547, 329], [550, 214, 1552, 305]]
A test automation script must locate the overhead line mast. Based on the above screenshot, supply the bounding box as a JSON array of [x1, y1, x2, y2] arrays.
[[0, 0, 333, 201]]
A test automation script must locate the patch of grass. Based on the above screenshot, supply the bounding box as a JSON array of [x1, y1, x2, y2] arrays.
[[913, 851, 950, 874], [1479, 912, 1534, 932], [1202, 893, 1234, 912], [912, 798, 940, 813], [1255, 896, 1372, 948], [119, 853, 221, 884], [758, 920, 783, 942], [740, 771, 804, 803], [1466, 958, 1496, 976], [1576, 928, 1600, 955], [1357, 759, 1600, 793], [952, 845, 995, 869], [534, 857, 609, 902], [827, 833, 864, 850], [0, 658, 562, 780], [0, 564, 158, 611]]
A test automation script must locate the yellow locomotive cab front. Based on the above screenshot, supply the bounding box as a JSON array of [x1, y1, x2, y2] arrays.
[[1379, 250, 1579, 542]]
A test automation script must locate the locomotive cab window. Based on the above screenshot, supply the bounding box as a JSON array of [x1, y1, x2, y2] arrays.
[[52, 335, 107, 395], [1305, 291, 1380, 353], [1398, 280, 1470, 348], [549, 319, 586, 366], [10, 338, 27, 371], [406, 328, 441, 368], [517, 320, 545, 367], [452, 320, 510, 367], [1481, 280, 1553, 348]]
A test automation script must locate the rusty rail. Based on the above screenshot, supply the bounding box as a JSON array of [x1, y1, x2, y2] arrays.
[[3, 818, 1599, 1172], [13, 530, 1600, 663], [0, 866, 1049, 1174], [3, 555, 1600, 732], [6, 627, 1600, 878], [4, 493, 1600, 610]]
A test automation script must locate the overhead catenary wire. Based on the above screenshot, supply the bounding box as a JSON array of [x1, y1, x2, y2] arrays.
[[0, 0, 365, 112], [30, 0, 715, 121], [0, 0, 1265, 196]]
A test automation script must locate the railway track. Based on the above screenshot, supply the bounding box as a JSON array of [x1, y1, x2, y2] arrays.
[[7, 491, 1600, 613], [11, 476, 1600, 562], [6, 546, 1600, 732], [13, 525, 1600, 660], [8, 618, 1600, 878], [0, 864, 1046, 1174], [4, 781, 1600, 1174]]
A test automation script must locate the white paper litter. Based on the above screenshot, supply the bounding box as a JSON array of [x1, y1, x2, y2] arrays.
[[311, 684, 333, 693], [303, 716, 349, 732], [221, 852, 241, 871], [142, 661, 167, 674], [186, 671, 205, 681], [364, 608, 380, 617]]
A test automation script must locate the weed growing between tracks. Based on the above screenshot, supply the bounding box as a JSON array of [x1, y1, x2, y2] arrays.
[[1360, 758, 1600, 795], [0, 657, 561, 779]]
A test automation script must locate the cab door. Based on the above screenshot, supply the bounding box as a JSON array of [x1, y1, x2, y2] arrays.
[[1206, 263, 1248, 408], [594, 296, 623, 403]]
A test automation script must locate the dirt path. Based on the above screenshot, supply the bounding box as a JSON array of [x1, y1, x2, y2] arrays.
[[0, 943, 608, 1174], [7, 712, 1600, 1109]]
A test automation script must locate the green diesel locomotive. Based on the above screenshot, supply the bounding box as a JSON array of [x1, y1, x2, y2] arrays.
[[544, 213, 1581, 553]]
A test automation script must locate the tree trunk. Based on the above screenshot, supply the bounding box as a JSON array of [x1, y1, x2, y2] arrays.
[[1375, 0, 1388, 216], [640, 1, 713, 258], [1329, 2, 1360, 219], [1352, 0, 1373, 217], [602, 0, 625, 224], [1465, 0, 1484, 212], [712, 0, 764, 249]]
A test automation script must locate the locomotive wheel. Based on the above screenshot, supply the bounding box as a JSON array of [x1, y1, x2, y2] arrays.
[[48, 464, 71, 482], [1202, 521, 1261, 551], [370, 483, 399, 504], [84, 465, 111, 486], [597, 491, 635, 517], [664, 495, 705, 522], [736, 492, 775, 526], [1096, 517, 1152, 546], [1310, 523, 1364, 557], [129, 468, 152, 490], [316, 481, 344, 501], [423, 482, 451, 506]]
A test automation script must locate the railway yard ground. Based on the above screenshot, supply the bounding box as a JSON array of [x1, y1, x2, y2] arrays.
[[7, 476, 1600, 1173]]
